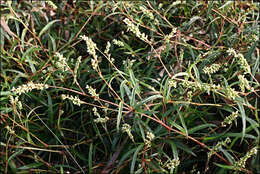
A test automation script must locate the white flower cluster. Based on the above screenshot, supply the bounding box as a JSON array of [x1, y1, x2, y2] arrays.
[[112, 39, 124, 47], [61, 94, 83, 106], [123, 59, 136, 68], [172, 0, 185, 6], [227, 48, 236, 56], [165, 28, 177, 43], [221, 111, 239, 127], [237, 53, 251, 74], [91, 58, 98, 70], [122, 123, 134, 142], [93, 107, 109, 123], [80, 35, 97, 59], [234, 147, 258, 170], [181, 80, 221, 95], [139, 6, 154, 20], [208, 137, 231, 159], [86, 85, 99, 100], [165, 158, 180, 170], [144, 131, 155, 148], [12, 82, 49, 95], [238, 75, 252, 92], [203, 63, 221, 75], [227, 48, 251, 74], [104, 41, 111, 55], [80, 35, 99, 70], [225, 87, 239, 100], [168, 79, 177, 88], [104, 41, 115, 63], [123, 18, 150, 43], [9, 95, 22, 110], [55, 52, 69, 72], [187, 91, 193, 101]]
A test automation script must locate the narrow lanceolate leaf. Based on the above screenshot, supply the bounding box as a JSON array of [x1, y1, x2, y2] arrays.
[[39, 19, 60, 38], [178, 111, 188, 136], [120, 80, 128, 101], [117, 101, 123, 132], [135, 94, 162, 108], [237, 101, 246, 143], [130, 144, 144, 174], [188, 124, 217, 134], [88, 143, 93, 174]]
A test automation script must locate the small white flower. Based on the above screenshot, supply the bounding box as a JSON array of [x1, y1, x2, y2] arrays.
[[203, 64, 221, 75], [112, 39, 124, 47], [166, 158, 180, 170], [123, 18, 150, 43], [122, 123, 134, 142], [61, 94, 83, 106], [104, 41, 111, 55], [80, 35, 98, 60], [12, 82, 49, 95], [55, 52, 69, 72], [86, 85, 99, 100]]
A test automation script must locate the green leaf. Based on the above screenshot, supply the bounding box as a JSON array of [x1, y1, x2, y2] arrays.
[[164, 140, 178, 159], [130, 86, 136, 107], [214, 163, 234, 170], [188, 124, 217, 134], [237, 101, 246, 142], [130, 144, 143, 174], [18, 162, 44, 170], [135, 94, 162, 108], [117, 101, 123, 132], [89, 143, 93, 174], [39, 19, 60, 38], [120, 80, 128, 101], [117, 148, 136, 168], [177, 110, 188, 136]]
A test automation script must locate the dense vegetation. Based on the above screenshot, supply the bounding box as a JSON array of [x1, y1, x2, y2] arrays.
[[0, 1, 259, 174]]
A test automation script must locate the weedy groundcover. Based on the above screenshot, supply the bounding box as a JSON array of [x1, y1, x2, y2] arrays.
[[0, 1, 259, 174]]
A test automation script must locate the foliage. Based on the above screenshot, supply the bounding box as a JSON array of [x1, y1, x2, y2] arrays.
[[0, 1, 259, 174]]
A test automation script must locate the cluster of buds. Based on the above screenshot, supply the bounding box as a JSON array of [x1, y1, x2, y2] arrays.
[[55, 52, 69, 72], [86, 85, 99, 100], [181, 80, 221, 95], [93, 107, 109, 124], [12, 82, 49, 95], [225, 87, 239, 100], [104, 41, 111, 56], [122, 123, 134, 142], [165, 158, 180, 170], [234, 147, 258, 170], [203, 63, 221, 75], [61, 94, 83, 106], [208, 137, 231, 159], [80, 35, 97, 59], [144, 131, 155, 148], [165, 28, 177, 43], [80, 35, 99, 70], [168, 79, 177, 88], [221, 111, 239, 127], [227, 48, 251, 74], [104, 41, 115, 63], [238, 75, 252, 92], [9, 95, 22, 110], [112, 39, 124, 47], [139, 6, 154, 20], [123, 18, 150, 43]]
